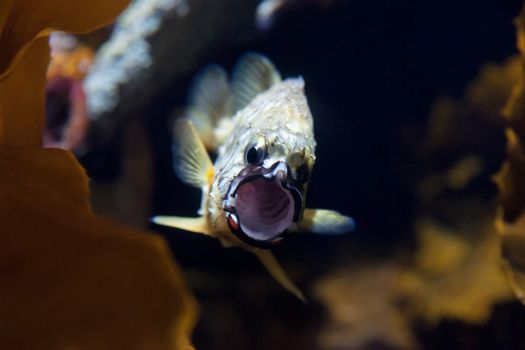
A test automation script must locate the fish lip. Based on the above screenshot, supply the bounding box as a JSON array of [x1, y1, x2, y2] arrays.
[[224, 163, 303, 249]]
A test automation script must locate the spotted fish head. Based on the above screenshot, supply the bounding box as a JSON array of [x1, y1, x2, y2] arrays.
[[220, 79, 316, 248]]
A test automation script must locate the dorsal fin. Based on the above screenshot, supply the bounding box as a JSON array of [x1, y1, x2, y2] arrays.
[[186, 65, 231, 150], [231, 52, 281, 113], [189, 64, 231, 121], [172, 119, 214, 188]]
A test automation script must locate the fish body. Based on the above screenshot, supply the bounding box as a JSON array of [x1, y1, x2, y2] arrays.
[[154, 53, 354, 300]]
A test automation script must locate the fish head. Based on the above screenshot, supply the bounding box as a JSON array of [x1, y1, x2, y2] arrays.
[[220, 79, 316, 248]]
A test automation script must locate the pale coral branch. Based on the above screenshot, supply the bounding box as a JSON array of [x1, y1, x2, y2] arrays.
[[84, 0, 260, 149]]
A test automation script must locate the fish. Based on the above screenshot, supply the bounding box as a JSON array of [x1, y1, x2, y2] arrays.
[[153, 53, 354, 301]]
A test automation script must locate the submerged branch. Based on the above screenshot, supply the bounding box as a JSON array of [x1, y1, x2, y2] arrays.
[[84, 0, 259, 148]]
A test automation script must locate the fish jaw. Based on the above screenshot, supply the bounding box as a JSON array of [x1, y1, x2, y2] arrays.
[[221, 161, 304, 248], [210, 78, 316, 248]]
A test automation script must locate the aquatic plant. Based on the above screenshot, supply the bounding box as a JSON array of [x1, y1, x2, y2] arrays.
[[495, 2, 525, 304], [44, 33, 94, 150], [314, 4, 525, 349], [0, 1, 197, 348]]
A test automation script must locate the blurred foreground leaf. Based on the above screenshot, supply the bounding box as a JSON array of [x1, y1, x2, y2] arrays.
[[0, 1, 197, 349], [0, 148, 197, 349]]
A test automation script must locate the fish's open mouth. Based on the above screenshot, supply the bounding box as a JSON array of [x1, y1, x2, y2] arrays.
[[225, 163, 303, 248], [235, 177, 294, 241]]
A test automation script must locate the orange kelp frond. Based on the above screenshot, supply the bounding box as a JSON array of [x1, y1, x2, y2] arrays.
[[0, 147, 197, 349], [0, 37, 50, 148], [0, 0, 198, 348], [0, 0, 129, 80]]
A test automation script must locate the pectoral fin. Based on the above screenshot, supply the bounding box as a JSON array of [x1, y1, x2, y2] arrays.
[[173, 119, 214, 189], [249, 248, 306, 302], [152, 216, 211, 236], [298, 209, 355, 234]]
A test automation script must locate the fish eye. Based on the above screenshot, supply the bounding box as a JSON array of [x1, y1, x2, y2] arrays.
[[245, 142, 266, 165]]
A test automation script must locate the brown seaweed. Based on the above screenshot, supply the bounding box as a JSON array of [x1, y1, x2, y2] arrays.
[[0, 1, 197, 348], [494, 2, 525, 305]]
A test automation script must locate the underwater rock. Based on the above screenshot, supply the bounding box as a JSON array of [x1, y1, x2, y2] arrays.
[[84, 0, 260, 148], [256, 0, 335, 30], [424, 56, 519, 156], [315, 218, 511, 350], [315, 263, 419, 350], [401, 219, 512, 325]]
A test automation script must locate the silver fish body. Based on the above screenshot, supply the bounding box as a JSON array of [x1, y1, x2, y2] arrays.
[[154, 53, 354, 300], [209, 78, 316, 247]]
